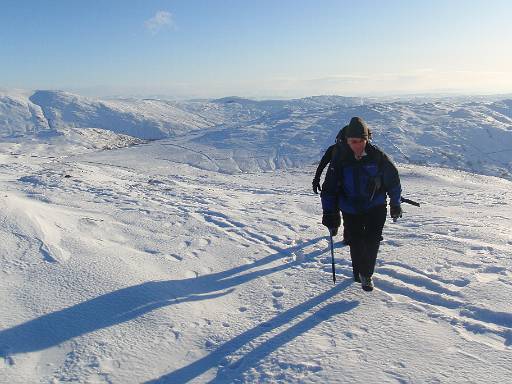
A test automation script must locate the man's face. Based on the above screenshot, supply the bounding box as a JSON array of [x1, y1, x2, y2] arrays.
[[347, 138, 367, 157]]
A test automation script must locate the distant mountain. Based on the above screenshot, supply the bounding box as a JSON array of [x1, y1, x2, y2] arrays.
[[28, 90, 221, 139], [212, 95, 364, 111], [188, 99, 511, 178], [0, 90, 511, 179]]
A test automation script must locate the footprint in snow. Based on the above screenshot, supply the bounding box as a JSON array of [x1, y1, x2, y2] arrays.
[[0, 347, 14, 366], [167, 254, 183, 262], [192, 238, 211, 248], [172, 330, 181, 340], [473, 272, 501, 283], [453, 261, 481, 269], [383, 239, 402, 247], [481, 265, 507, 274], [184, 270, 199, 278]]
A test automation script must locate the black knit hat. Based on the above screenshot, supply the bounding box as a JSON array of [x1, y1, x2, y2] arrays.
[[345, 117, 369, 139]]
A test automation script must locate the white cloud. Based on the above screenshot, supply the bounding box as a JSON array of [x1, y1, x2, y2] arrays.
[[145, 11, 174, 34]]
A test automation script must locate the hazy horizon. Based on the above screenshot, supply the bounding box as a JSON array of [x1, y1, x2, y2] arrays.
[[3, 87, 512, 102], [1, 0, 511, 99]]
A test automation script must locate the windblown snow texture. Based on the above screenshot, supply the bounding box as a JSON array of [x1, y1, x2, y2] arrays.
[[0, 90, 511, 383]]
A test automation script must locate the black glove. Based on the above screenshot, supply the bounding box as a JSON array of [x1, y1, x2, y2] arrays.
[[390, 205, 402, 221], [312, 178, 321, 194], [322, 211, 341, 231]]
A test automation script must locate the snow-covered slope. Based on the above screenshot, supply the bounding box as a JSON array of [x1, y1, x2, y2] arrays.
[[0, 90, 51, 137], [1, 90, 511, 180], [0, 140, 511, 383], [28, 91, 222, 139]]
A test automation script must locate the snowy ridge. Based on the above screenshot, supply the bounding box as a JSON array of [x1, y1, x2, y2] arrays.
[[1, 90, 511, 179], [28, 90, 219, 139], [0, 92, 50, 137]]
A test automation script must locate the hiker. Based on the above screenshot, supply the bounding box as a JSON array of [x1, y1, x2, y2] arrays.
[[320, 117, 402, 291]]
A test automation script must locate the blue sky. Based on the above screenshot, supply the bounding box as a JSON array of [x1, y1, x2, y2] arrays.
[[1, 0, 511, 98]]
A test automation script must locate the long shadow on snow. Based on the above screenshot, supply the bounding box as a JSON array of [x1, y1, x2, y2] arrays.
[[147, 280, 357, 383], [0, 236, 333, 358]]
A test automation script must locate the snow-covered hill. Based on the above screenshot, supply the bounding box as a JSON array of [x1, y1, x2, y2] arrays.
[[0, 140, 511, 383], [1, 90, 511, 180]]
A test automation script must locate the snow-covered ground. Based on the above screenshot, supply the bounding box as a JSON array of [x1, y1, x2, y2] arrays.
[[0, 136, 511, 383]]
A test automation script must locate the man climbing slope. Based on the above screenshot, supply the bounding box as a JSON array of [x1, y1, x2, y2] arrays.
[[319, 117, 402, 291]]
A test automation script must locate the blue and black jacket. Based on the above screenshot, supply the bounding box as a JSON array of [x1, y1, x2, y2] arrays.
[[320, 142, 401, 215]]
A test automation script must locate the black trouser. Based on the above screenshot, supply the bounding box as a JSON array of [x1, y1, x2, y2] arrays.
[[342, 205, 387, 278]]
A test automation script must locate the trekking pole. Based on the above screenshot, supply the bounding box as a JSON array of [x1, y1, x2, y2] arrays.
[[329, 229, 336, 284], [393, 197, 420, 222], [401, 197, 420, 207]]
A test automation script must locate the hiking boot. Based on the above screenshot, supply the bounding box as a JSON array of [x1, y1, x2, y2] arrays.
[[359, 274, 374, 292]]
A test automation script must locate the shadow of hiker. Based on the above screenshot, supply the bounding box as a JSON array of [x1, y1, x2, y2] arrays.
[[146, 279, 357, 384], [0, 236, 331, 360]]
